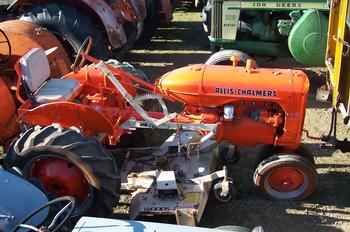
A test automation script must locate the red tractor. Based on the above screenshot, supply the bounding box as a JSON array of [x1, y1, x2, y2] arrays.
[[7, 0, 175, 59], [0, 19, 72, 146]]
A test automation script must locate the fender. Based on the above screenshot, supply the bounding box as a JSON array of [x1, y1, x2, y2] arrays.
[[19, 101, 114, 137], [0, 20, 72, 76], [9, 0, 127, 49], [0, 168, 49, 231], [129, 0, 147, 20]]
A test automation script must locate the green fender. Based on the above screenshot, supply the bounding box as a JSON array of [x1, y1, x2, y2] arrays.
[[288, 9, 328, 66]]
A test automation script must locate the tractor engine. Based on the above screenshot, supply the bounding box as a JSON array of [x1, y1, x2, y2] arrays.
[[156, 63, 309, 150]]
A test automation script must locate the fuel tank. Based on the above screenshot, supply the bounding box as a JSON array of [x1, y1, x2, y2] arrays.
[[156, 64, 309, 107]]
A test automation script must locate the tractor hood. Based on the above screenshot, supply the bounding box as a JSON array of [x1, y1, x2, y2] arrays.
[[155, 64, 309, 108], [0, 167, 48, 231]]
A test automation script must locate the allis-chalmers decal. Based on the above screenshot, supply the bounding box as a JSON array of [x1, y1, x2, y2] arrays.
[[215, 87, 277, 97]]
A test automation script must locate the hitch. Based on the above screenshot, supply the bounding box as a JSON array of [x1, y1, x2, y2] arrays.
[[320, 107, 350, 152], [321, 137, 350, 153]]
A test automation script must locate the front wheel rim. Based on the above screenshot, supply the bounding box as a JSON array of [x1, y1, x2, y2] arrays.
[[263, 166, 309, 199]]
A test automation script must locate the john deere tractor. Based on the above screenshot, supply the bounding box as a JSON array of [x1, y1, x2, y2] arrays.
[[202, 0, 329, 66]]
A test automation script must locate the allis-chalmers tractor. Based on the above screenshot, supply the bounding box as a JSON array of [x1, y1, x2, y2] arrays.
[[0, 33, 317, 224], [7, 0, 174, 59]]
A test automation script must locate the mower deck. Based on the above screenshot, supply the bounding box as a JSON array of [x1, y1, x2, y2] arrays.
[[118, 131, 226, 225]]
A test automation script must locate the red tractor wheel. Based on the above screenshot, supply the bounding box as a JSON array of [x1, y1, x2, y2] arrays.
[[5, 124, 120, 217], [253, 154, 317, 200]]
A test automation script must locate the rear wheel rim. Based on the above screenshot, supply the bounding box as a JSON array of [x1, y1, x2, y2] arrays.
[[24, 154, 94, 214]]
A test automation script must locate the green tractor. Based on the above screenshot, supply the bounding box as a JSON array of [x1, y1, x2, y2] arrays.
[[201, 0, 329, 66]]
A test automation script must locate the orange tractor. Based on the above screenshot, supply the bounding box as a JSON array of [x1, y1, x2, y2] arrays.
[[0, 20, 72, 146], [0, 34, 317, 223]]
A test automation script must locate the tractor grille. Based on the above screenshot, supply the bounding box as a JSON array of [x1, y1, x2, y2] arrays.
[[211, 0, 223, 39]]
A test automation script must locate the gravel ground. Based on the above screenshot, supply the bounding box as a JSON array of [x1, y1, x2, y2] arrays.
[[123, 6, 350, 232], [0, 0, 10, 6]]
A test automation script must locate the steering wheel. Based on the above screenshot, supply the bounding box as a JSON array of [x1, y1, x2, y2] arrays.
[[0, 28, 12, 65], [12, 196, 75, 232], [71, 36, 92, 72]]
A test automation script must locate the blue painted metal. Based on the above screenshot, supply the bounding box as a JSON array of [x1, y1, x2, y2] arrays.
[[0, 167, 48, 231], [73, 217, 233, 232]]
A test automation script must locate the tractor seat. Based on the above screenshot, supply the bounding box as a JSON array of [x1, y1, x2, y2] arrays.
[[19, 48, 80, 104]]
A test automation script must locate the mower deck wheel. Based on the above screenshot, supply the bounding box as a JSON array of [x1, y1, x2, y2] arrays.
[[212, 177, 237, 203], [253, 154, 317, 200]]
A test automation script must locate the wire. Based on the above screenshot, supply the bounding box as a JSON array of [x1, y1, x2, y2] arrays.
[[302, 129, 323, 140], [48, 201, 73, 230], [17, 224, 40, 232]]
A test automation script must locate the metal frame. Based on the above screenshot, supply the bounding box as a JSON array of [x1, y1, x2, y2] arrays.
[[325, 0, 350, 123]]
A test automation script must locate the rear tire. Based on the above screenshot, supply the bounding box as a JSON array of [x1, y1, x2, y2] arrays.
[[19, 3, 111, 59], [205, 49, 252, 66], [5, 124, 120, 217], [215, 225, 251, 232], [137, 0, 159, 44]]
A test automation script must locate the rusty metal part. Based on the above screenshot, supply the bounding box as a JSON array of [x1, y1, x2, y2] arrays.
[[109, 0, 146, 22], [0, 20, 71, 78], [10, 0, 127, 49]]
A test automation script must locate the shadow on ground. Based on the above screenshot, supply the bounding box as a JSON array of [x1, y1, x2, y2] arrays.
[[125, 20, 211, 80], [199, 147, 349, 232]]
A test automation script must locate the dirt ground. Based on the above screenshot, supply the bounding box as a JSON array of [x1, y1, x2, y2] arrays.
[[123, 6, 350, 232]]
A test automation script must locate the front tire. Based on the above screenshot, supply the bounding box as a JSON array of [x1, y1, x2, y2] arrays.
[[5, 124, 120, 217], [253, 154, 317, 200]]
